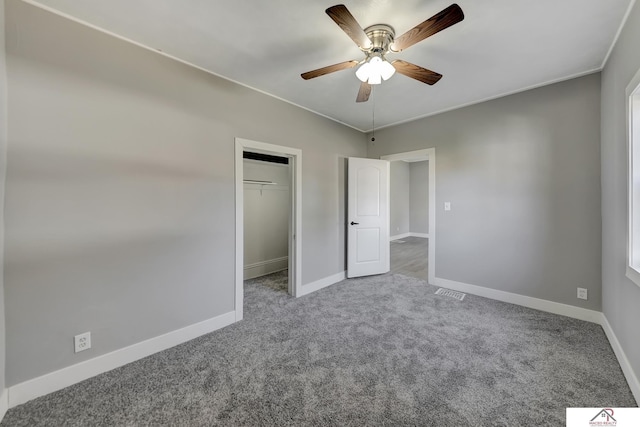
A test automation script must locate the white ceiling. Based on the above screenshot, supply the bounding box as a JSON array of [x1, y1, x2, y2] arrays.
[[28, 0, 634, 132]]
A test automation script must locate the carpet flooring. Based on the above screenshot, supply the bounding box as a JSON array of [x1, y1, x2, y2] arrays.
[[2, 272, 636, 426]]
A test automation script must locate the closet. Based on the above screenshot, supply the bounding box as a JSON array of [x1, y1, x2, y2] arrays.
[[243, 152, 291, 280]]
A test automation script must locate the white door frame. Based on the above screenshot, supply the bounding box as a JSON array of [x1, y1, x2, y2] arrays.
[[235, 138, 302, 321], [380, 148, 436, 285]]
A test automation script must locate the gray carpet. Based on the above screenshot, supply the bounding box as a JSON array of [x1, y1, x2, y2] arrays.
[[2, 272, 636, 426]]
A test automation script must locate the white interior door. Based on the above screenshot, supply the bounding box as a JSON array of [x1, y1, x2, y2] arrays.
[[347, 157, 390, 278]]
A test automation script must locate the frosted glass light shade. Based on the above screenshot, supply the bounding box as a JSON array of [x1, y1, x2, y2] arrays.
[[379, 60, 396, 80], [356, 62, 372, 82], [355, 56, 396, 85]]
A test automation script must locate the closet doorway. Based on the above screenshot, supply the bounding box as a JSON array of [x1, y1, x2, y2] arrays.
[[381, 149, 436, 284], [235, 138, 302, 321]]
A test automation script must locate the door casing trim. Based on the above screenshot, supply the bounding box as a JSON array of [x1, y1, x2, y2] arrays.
[[381, 148, 436, 285], [235, 138, 302, 319]]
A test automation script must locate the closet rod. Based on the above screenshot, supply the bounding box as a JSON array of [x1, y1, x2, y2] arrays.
[[243, 179, 277, 185]]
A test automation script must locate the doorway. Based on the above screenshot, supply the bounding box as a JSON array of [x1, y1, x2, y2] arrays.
[[235, 138, 302, 321], [381, 149, 436, 284], [243, 152, 290, 289]]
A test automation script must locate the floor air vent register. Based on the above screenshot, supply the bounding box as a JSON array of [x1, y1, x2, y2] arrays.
[[435, 288, 466, 301]]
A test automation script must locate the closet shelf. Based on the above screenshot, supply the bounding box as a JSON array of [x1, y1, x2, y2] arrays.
[[243, 180, 277, 185]]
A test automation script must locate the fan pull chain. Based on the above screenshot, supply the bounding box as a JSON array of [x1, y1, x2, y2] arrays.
[[371, 85, 376, 142]]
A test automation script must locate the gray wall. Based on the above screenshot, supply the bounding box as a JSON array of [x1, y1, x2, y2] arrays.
[[368, 73, 602, 311], [390, 161, 410, 236], [0, 0, 7, 395], [409, 161, 429, 234], [390, 160, 429, 237], [601, 1, 640, 390], [243, 159, 289, 279], [4, 0, 365, 386]]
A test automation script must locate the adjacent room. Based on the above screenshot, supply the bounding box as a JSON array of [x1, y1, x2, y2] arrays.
[[389, 158, 430, 281], [0, 0, 639, 425]]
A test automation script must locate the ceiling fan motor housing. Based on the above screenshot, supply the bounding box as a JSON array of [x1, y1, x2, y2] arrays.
[[362, 24, 395, 57]]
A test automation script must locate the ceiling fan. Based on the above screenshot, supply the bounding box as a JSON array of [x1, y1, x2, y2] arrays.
[[301, 3, 464, 102]]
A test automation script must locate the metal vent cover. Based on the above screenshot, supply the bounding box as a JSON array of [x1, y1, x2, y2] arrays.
[[435, 288, 466, 301]]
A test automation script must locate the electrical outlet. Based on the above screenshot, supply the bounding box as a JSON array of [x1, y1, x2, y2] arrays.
[[577, 288, 588, 300], [74, 332, 91, 353]]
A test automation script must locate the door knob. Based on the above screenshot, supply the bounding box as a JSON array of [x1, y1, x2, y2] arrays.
[[350, 221, 359, 225]]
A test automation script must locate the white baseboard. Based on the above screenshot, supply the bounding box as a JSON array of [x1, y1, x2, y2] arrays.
[[434, 277, 603, 324], [0, 389, 8, 422], [8, 311, 237, 408], [390, 233, 411, 241], [299, 271, 346, 297], [410, 232, 429, 238], [600, 315, 640, 405], [244, 256, 288, 280]]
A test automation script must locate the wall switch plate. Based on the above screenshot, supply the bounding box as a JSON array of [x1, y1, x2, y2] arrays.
[[577, 288, 588, 300], [74, 332, 91, 353], [444, 202, 451, 211]]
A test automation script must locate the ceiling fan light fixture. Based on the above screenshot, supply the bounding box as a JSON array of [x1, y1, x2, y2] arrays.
[[356, 56, 395, 85]]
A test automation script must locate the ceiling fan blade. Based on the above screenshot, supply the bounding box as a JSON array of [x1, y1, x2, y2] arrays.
[[391, 3, 464, 52], [326, 5, 372, 50], [392, 60, 442, 85], [356, 81, 372, 103], [301, 60, 360, 80]]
